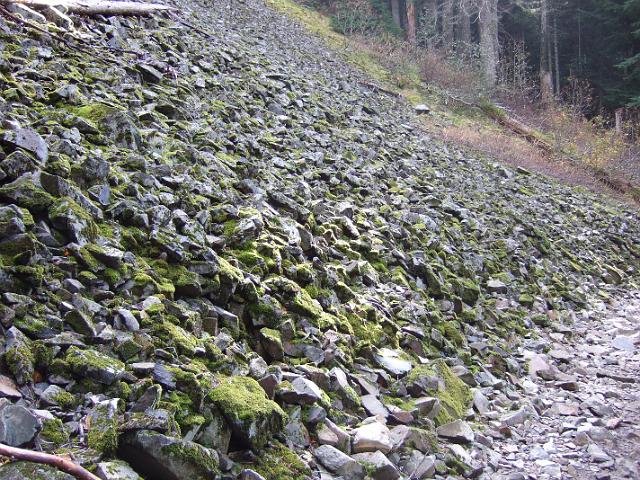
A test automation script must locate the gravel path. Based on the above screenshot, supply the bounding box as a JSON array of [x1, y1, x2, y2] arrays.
[[485, 292, 640, 480]]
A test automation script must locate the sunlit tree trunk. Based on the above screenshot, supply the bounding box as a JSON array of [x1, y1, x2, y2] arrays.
[[478, 0, 498, 85], [406, 0, 417, 44]]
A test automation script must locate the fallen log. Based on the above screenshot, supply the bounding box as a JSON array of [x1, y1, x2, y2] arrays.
[[479, 102, 554, 153], [0, 443, 101, 480], [0, 0, 174, 16]]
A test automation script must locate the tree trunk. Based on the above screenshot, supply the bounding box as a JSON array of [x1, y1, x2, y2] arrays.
[[553, 9, 560, 96], [1, 0, 173, 15], [442, 0, 455, 49], [390, 0, 402, 28], [406, 0, 416, 44], [540, 0, 553, 103], [478, 0, 498, 86], [457, 0, 471, 44]]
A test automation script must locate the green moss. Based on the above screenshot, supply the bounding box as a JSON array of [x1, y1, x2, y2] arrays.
[[40, 418, 69, 446], [72, 102, 122, 127], [442, 321, 465, 346], [161, 441, 219, 477], [49, 197, 98, 241], [249, 443, 310, 480], [65, 346, 125, 377], [87, 408, 118, 454], [51, 390, 77, 409], [292, 288, 323, 318], [408, 361, 471, 426], [209, 376, 287, 449], [153, 321, 199, 356]]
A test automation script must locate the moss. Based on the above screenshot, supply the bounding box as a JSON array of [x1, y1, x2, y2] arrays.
[[40, 418, 69, 446], [292, 288, 323, 318], [408, 361, 471, 426], [48, 197, 98, 241], [65, 346, 125, 378], [87, 409, 118, 454], [51, 390, 77, 409], [249, 443, 310, 480], [72, 102, 122, 127], [160, 442, 219, 477], [442, 321, 465, 346], [153, 320, 199, 356], [209, 376, 287, 449]]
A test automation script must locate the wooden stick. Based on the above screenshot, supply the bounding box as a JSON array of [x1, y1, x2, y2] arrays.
[[0, 443, 101, 480], [0, 0, 174, 16]]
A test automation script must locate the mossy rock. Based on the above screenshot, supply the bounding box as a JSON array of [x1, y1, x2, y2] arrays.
[[209, 376, 287, 450], [407, 360, 471, 426], [245, 442, 310, 480]]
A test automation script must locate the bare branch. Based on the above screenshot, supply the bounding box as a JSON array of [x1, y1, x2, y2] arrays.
[[0, 443, 102, 480]]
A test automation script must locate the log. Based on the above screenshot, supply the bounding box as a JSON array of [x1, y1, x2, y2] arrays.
[[0, 0, 173, 16], [0, 443, 101, 480], [479, 103, 554, 153]]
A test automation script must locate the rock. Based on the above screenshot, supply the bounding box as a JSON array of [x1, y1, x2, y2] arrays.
[[314, 445, 364, 480], [472, 390, 490, 415], [389, 425, 433, 453], [209, 376, 286, 450], [401, 451, 436, 479], [96, 460, 142, 480], [352, 418, 393, 454], [588, 444, 612, 463], [87, 399, 119, 454], [501, 408, 527, 427], [0, 462, 74, 479], [414, 104, 430, 115], [1, 127, 48, 163], [64, 308, 96, 336], [612, 335, 635, 352], [361, 394, 388, 418], [65, 346, 126, 385], [436, 419, 474, 444], [0, 400, 40, 446], [3, 327, 34, 386], [119, 430, 219, 480], [239, 470, 267, 480], [259, 327, 284, 361], [374, 348, 412, 376], [352, 451, 400, 480], [279, 377, 324, 405], [0, 375, 22, 399]]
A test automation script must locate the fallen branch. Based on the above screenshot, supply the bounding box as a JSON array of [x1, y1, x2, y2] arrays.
[[0, 0, 174, 16], [359, 80, 401, 98], [0, 443, 101, 480]]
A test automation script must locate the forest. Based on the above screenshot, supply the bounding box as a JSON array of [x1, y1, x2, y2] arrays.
[[319, 0, 640, 113]]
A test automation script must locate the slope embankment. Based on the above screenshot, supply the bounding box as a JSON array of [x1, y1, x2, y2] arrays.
[[0, 0, 638, 479]]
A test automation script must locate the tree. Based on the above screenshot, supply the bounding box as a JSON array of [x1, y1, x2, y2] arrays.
[[478, 0, 499, 85]]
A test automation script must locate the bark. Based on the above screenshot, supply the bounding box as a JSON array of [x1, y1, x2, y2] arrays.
[[406, 0, 416, 44], [442, 0, 455, 48], [0, 0, 173, 16], [457, 0, 471, 44], [540, 0, 553, 102], [0, 444, 101, 480], [553, 9, 560, 95], [478, 0, 498, 85]]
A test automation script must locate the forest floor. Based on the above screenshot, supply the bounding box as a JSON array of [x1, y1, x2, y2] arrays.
[[487, 292, 640, 480]]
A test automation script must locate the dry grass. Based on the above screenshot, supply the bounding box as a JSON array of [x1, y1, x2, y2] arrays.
[[436, 119, 637, 203]]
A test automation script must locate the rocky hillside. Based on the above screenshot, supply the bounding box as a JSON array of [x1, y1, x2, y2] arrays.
[[0, 0, 639, 479]]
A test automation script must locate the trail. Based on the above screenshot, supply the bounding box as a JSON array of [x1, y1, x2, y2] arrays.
[[485, 292, 640, 480]]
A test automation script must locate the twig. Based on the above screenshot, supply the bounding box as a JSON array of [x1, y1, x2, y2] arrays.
[[358, 80, 401, 98], [0, 443, 101, 480]]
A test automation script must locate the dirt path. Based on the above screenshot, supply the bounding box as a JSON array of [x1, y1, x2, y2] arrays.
[[481, 291, 640, 480]]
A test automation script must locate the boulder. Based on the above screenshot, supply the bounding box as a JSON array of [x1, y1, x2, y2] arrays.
[[314, 445, 364, 480], [0, 400, 40, 446], [119, 430, 218, 480], [209, 376, 286, 450], [352, 418, 393, 454]]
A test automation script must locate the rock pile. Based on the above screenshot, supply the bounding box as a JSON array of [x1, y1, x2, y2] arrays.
[[0, 0, 638, 478]]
